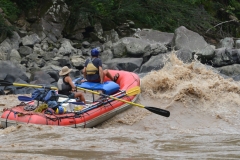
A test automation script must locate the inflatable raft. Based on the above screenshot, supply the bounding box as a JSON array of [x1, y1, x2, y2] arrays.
[[0, 70, 140, 128]]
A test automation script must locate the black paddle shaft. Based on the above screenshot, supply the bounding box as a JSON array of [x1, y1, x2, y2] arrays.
[[0, 80, 12, 86]]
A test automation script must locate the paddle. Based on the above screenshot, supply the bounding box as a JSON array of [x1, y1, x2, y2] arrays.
[[77, 86, 170, 117], [0, 80, 58, 90], [0, 80, 170, 117], [17, 96, 85, 105]]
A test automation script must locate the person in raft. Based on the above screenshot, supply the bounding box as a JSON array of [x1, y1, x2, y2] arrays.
[[57, 66, 86, 104], [82, 48, 119, 84]]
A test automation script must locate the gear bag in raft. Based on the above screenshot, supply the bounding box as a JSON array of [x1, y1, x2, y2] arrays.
[[31, 89, 59, 108]]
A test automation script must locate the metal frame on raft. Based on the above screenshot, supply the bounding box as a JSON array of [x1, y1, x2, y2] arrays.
[[0, 91, 138, 128]]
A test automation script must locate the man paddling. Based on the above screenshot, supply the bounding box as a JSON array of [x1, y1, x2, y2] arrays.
[[57, 66, 86, 104], [83, 48, 119, 84]]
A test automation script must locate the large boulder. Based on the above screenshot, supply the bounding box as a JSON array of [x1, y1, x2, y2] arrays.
[[22, 33, 41, 46], [112, 37, 150, 58], [57, 38, 77, 56], [216, 64, 240, 78], [104, 58, 143, 72], [217, 37, 234, 49], [172, 26, 215, 60], [0, 61, 29, 82], [134, 29, 174, 46], [140, 53, 170, 73], [30, 0, 70, 41]]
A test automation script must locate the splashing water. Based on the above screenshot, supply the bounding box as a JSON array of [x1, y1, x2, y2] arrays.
[[1, 53, 240, 159], [140, 52, 240, 126]]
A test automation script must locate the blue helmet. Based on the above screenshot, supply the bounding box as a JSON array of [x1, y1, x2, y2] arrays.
[[91, 48, 100, 56]]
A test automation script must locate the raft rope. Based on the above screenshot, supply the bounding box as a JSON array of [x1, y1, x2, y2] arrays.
[[2, 88, 131, 127]]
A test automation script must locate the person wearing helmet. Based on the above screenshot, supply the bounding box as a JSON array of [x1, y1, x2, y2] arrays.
[[83, 48, 119, 84], [58, 66, 86, 103]]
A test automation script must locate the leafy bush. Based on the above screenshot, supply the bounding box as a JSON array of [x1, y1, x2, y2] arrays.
[[0, 14, 14, 37], [0, 0, 19, 21], [11, 0, 38, 11]]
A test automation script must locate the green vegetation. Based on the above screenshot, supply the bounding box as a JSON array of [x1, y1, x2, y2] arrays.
[[0, 0, 18, 38], [0, 0, 19, 20], [0, 0, 240, 40], [65, 0, 240, 38]]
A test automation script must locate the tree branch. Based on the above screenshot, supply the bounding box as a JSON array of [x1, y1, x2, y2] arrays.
[[206, 19, 237, 33]]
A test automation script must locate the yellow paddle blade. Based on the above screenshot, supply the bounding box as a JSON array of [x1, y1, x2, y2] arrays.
[[126, 86, 141, 96]]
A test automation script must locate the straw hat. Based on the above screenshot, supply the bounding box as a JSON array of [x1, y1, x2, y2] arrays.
[[59, 66, 72, 76]]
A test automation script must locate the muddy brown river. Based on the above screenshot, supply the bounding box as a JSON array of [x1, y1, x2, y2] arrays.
[[1, 54, 240, 159]]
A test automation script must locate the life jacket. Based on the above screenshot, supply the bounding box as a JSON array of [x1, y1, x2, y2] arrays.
[[86, 58, 98, 75], [57, 75, 71, 93]]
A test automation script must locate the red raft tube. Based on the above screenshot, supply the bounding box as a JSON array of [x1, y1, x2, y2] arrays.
[[0, 70, 140, 128]]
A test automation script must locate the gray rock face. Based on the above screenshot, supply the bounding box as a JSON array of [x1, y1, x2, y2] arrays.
[[31, 0, 70, 41], [103, 29, 119, 43], [236, 40, 240, 49], [19, 46, 33, 56], [140, 53, 170, 73], [57, 38, 77, 55], [9, 32, 21, 50], [0, 61, 29, 82], [64, 13, 90, 41], [104, 58, 143, 72], [134, 29, 174, 45], [7, 49, 21, 63], [71, 56, 85, 68], [216, 64, 240, 77], [101, 49, 113, 63], [112, 37, 151, 57], [0, 39, 12, 53], [218, 37, 234, 49], [175, 49, 194, 63], [22, 34, 41, 46], [173, 26, 214, 57]]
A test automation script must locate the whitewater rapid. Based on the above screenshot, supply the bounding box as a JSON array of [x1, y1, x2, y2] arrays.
[[0, 53, 240, 159]]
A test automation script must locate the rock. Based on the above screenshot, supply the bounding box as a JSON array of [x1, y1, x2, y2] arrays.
[[71, 56, 85, 68], [175, 49, 194, 63], [57, 38, 77, 56], [0, 39, 12, 53], [31, 0, 70, 41], [212, 48, 233, 67], [172, 26, 214, 57], [235, 39, 240, 49], [19, 46, 33, 56], [112, 37, 150, 57], [0, 61, 29, 82], [140, 53, 170, 73], [216, 64, 240, 77], [103, 29, 119, 43], [101, 49, 113, 63], [82, 41, 90, 48], [7, 49, 21, 63], [218, 37, 234, 49], [134, 29, 174, 46], [22, 33, 41, 46], [105, 58, 143, 72]]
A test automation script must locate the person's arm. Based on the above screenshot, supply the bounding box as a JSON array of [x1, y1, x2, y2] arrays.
[[99, 66, 104, 83], [83, 59, 88, 79], [83, 67, 87, 79], [65, 76, 76, 91]]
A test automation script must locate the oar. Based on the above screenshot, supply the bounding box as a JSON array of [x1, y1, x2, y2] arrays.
[[17, 96, 85, 105], [1, 80, 170, 117], [0, 80, 58, 90], [77, 86, 170, 117]]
